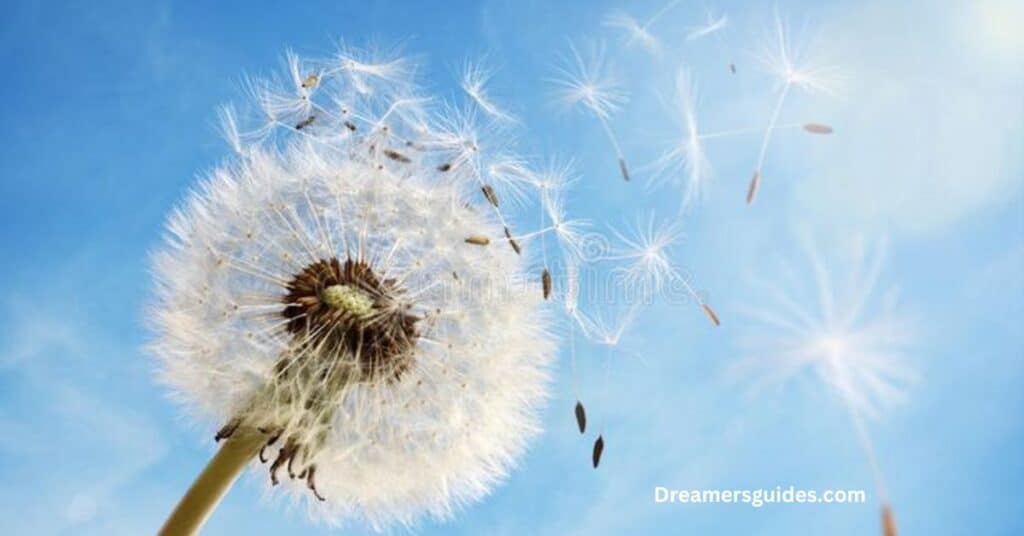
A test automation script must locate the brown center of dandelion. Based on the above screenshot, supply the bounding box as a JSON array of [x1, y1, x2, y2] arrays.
[[281, 257, 419, 382]]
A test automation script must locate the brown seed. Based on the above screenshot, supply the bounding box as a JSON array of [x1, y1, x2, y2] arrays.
[[214, 420, 240, 442], [618, 158, 631, 181], [574, 400, 587, 434], [465, 236, 490, 246], [481, 184, 499, 207], [301, 74, 319, 89], [504, 226, 522, 255], [305, 465, 326, 501], [803, 123, 834, 135], [295, 115, 316, 130], [343, 120, 357, 132], [882, 505, 897, 536], [592, 435, 605, 468], [542, 269, 552, 300], [437, 162, 453, 172], [702, 303, 721, 326], [383, 149, 411, 163], [746, 171, 760, 205]]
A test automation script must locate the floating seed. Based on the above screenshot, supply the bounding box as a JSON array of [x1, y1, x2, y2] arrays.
[[574, 400, 587, 434], [437, 162, 453, 172], [746, 171, 760, 205], [618, 158, 631, 182], [702, 304, 721, 326], [882, 505, 897, 536], [730, 63, 737, 74], [295, 115, 316, 130], [343, 120, 357, 132], [592, 435, 605, 468], [803, 123, 834, 135], [504, 226, 522, 255], [301, 74, 319, 89], [383, 149, 411, 163], [542, 269, 552, 300], [481, 184, 499, 207], [465, 236, 490, 246]]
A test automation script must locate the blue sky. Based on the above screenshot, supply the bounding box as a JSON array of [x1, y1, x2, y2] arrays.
[[0, 0, 1022, 534]]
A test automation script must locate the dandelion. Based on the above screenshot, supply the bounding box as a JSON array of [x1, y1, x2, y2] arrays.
[[149, 46, 558, 534], [747, 9, 838, 205], [732, 235, 915, 535], [548, 41, 632, 181]]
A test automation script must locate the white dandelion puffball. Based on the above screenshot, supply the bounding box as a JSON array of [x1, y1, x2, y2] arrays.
[[149, 46, 556, 530]]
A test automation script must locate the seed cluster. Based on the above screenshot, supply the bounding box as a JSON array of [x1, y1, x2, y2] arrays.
[[282, 257, 420, 383]]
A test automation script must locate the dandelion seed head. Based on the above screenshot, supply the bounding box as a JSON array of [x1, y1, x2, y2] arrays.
[[149, 45, 557, 530]]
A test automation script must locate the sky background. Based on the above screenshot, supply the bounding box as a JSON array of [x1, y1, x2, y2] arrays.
[[1, 0, 1022, 534]]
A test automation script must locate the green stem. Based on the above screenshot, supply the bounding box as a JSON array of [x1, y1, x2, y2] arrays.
[[159, 429, 263, 536]]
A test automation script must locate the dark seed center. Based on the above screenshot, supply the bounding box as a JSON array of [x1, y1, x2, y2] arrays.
[[281, 257, 419, 382]]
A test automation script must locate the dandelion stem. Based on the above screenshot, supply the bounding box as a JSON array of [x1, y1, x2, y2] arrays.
[[159, 428, 264, 536]]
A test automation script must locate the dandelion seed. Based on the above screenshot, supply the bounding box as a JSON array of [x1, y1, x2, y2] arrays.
[[592, 434, 605, 468], [549, 41, 631, 182], [748, 9, 839, 205], [882, 504, 897, 536], [603, 0, 682, 55], [733, 235, 915, 530], [645, 70, 711, 209], [481, 184, 499, 207], [382, 148, 411, 162], [574, 400, 587, 433], [460, 58, 514, 122], [702, 303, 721, 326], [686, 10, 728, 41], [151, 44, 558, 533], [746, 171, 760, 205], [603, 11, 660, 55], [803, 122, 833, 134], [618, 158, 631, 182], [464, 235, 491, 246], [437, 162, 452, 172], [301, 74, 319, 89], [542, 269, 553, 300], [503, 226, 522, 255], [605, 216, 684, 295], [730, 63, 737, 74]]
